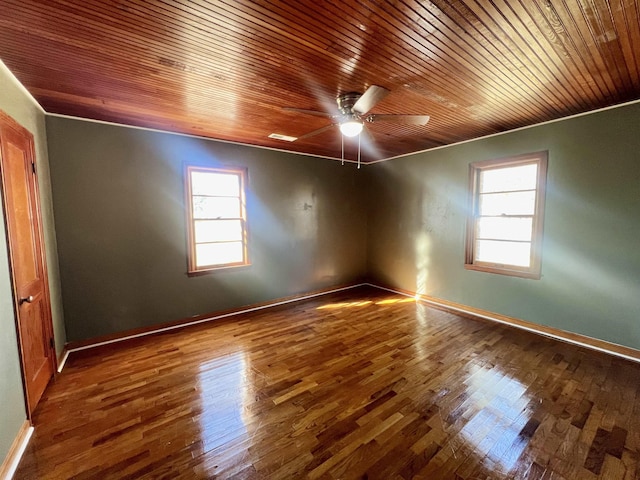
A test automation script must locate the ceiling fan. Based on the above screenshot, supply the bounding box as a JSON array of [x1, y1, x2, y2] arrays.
[[283, 85, 431, 142]]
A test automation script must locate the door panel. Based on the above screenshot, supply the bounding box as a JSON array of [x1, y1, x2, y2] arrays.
[[0, 110, 55, 416], [6, 142, 39, 286], [21, 301, 49, 390]]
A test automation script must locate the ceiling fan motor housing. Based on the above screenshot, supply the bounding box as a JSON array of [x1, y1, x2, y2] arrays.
[[336, 92, 362, 115]]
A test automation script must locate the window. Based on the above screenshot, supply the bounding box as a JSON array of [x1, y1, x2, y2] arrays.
[[465, 151, 548, 279], [185, 165, 248, 273]]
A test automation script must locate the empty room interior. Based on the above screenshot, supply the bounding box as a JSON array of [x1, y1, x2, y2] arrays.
[[1, 1, 640, 479]]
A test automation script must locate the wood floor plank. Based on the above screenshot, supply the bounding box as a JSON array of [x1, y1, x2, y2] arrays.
[[13, 286, 640, 479]]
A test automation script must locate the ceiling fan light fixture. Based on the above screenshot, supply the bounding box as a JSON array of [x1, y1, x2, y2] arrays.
[[339, 119, 363, 137]]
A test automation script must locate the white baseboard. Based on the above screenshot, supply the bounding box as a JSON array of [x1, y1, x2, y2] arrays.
[[67, 283, 368, 353], [366, 283, 640, 364], [0, 421, 33, 480]]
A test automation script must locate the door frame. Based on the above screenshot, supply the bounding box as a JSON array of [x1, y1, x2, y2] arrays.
[[0, 109, 56, 418]]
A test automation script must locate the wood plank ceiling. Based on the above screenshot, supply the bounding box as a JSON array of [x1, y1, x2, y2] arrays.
[[1, 0, 639, 163]]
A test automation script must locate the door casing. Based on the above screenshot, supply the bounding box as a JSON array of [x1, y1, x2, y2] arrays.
[[0, 109, 56, 418]]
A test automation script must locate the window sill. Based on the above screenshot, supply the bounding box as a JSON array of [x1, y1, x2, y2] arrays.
[[464, 263, 541, 280], [187, 262, 252, 277]]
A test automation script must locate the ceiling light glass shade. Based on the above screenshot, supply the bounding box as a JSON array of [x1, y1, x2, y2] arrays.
[[339, 119, 363, 137]]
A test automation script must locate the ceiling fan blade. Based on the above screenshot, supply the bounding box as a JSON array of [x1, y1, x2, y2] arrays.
[[352, 85, 390, 115], [283, 107, 337, 118], [366, 114, 430, 125], [296, 124, 336, 140]]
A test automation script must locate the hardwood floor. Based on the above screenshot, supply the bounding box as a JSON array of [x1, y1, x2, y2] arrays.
[[14, 286, 640, 479]]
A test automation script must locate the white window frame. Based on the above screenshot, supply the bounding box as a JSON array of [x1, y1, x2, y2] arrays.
[[185, 165, 249, 274], [465, 151, 548, 279]]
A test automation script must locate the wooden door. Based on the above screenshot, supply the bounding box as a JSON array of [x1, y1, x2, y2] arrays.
[[0, 110, 55, 416]]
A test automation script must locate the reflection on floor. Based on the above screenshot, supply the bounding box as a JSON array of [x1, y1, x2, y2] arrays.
[[14, 286, 640, 479]]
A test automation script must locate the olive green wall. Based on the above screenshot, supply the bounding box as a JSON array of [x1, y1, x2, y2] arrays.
[[367, 101, 640, 350], [47, 102, 640, 349], [46, 117, 367, 342], [0, 61, 66, 469]]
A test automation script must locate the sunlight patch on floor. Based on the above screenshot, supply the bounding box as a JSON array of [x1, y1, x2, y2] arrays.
[[195, 352, 249, 456], [316, 297, 415, 309], [456, 364, 532, 472]]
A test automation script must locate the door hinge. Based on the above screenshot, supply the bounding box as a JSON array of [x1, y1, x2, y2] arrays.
[[49, 337, 54, 349], [31, 161, 36, 174]]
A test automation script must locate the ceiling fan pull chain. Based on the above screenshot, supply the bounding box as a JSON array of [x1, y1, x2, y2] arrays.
[[341, 133, 344, 165], [357, 133, 361, 169]]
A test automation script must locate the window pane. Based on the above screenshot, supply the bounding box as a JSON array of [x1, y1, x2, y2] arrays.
[[193, 196, 241, 219], [479, 191, 536, 216], [477, 217, 533, 242], [480, 163, 537, 193], [194, 219, 242, 243], [196, 242, 244, 267], [475, 240, 531, 267], [191, 171, 240, 197]]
